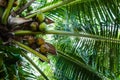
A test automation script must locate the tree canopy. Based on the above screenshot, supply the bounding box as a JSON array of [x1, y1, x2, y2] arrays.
[[0, 0, 120, 80]]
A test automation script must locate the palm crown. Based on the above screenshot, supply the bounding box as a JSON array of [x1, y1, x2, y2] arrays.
[[0, 0, 120, 80]]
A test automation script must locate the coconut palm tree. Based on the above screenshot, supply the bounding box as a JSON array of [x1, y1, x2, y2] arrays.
[[0, 0, 120, 80]]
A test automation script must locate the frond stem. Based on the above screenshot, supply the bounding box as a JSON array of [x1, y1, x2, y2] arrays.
[[12, 40, 49, 62], [13, 30, 120, 44], [57, 50, 107, 79], [25, 0, 81, 19], [21, 52, 49, 80], [2, 0, 15, 24]]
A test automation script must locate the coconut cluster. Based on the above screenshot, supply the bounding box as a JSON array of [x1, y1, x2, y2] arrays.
[[0, 1, 56, 60], [30, 13, 47, 32], [24, 36, 56, 56]]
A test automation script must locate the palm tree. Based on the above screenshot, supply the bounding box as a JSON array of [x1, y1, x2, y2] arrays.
[[0, 0, 120, 80]]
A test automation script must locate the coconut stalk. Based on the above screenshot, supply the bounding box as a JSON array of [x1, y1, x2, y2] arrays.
[[15, 0, 35, 15], [13, 30, 120, 44], [12, 40, 49, 62], [21, 52, 49, 80], [2, 0, 15, 24]]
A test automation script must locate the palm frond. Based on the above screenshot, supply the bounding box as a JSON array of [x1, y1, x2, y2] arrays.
[[0, 0, 119, 79], [45, 0, 120, 79], [50, 49, 107, 80], [0, 45, 21, 79]]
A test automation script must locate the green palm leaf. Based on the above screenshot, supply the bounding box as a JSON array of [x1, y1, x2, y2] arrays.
[[0, 0, 120, 80], [44, 0, 120, 79]]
